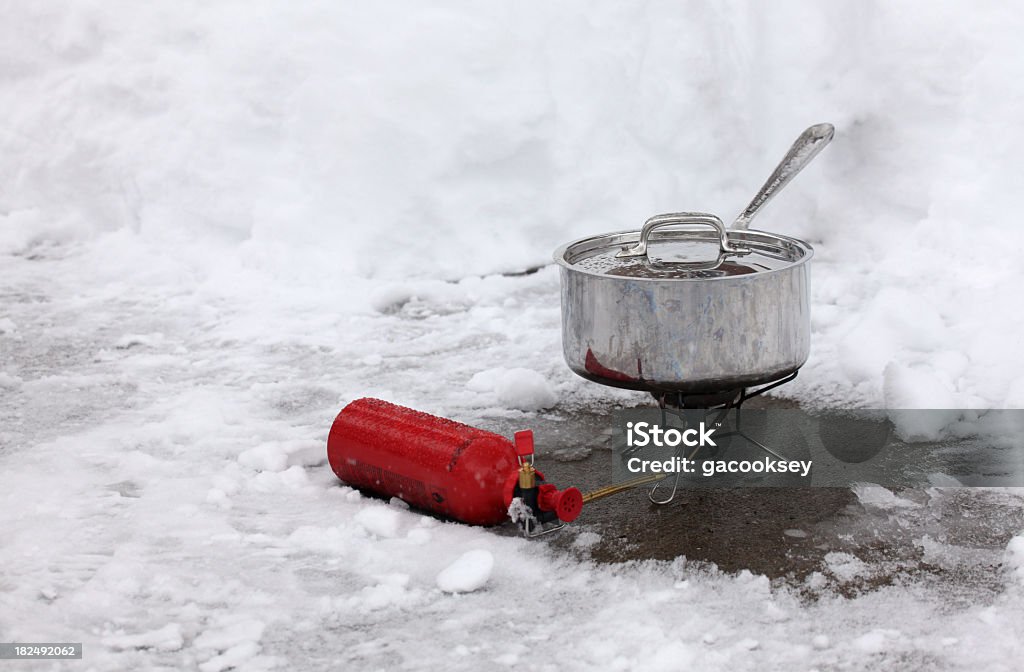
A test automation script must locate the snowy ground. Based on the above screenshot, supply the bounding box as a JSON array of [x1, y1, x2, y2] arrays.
[[4, 245, 1024, 671], [3, 1, 1024, 670]]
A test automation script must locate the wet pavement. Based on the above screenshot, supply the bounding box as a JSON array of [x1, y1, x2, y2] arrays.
[[484, 396, 1024, 594]]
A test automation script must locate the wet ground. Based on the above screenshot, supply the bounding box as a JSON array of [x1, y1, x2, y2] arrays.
[[485, 396, 1024, 595]]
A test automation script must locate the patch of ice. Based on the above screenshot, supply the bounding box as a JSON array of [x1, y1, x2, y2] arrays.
[[823, 552, 870, 583], [926, 473, 964, 487], [917, 535, 994, 570], [102, 623, 184, 652], [573, 531, 602, 548], [851, 485, 922, 510]]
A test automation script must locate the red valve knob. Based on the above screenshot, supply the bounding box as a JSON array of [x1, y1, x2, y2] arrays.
[[536, 483, 584, 523]]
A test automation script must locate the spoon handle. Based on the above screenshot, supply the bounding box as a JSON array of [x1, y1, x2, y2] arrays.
[[731, 123, 834, 230]]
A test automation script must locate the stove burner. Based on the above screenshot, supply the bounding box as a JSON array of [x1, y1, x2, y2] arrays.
[[638, 371, 800, 505], [651, 371, 799, 410]]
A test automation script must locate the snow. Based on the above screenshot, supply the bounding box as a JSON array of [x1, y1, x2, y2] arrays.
[[852, 485, 922, 510], [883, 364, 966, 440], [4, 1, 1024, 411], [824, 552, 871, 584], [103, 623, 184, 652], [573, 531, 603, 548], [192, 619, 265, 652], [198, 642, 265, 672], [2, 0, 1024, 670], [354, 506, 403, 539], [1005, 536, 1024, 587], [466, 367, 558, 411], [435, 550, 495, 593]]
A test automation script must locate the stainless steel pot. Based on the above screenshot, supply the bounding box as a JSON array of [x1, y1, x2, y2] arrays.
[[555, 213, 811, 394], [553, 124, 833, 396]]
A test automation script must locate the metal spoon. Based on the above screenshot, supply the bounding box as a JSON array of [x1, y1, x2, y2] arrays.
[[731, 123, 834, 230]]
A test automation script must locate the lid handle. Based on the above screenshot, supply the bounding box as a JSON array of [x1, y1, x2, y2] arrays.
[[615, 212, 749, 262]]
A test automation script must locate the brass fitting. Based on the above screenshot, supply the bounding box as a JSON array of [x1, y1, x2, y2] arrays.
[[518, 462, 537, 489]]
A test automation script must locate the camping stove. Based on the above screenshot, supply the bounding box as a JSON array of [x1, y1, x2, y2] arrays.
[[631, 371, 800, 505], [649, 371, 799, 411]]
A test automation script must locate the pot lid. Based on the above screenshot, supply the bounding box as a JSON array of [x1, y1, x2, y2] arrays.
[[556, 212, 812, 280]]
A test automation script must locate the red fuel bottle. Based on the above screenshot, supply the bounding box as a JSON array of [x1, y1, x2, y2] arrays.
[[327, 398, 582, 527]]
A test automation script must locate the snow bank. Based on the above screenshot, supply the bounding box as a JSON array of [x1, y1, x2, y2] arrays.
[[2, 1, 1024, 406]]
